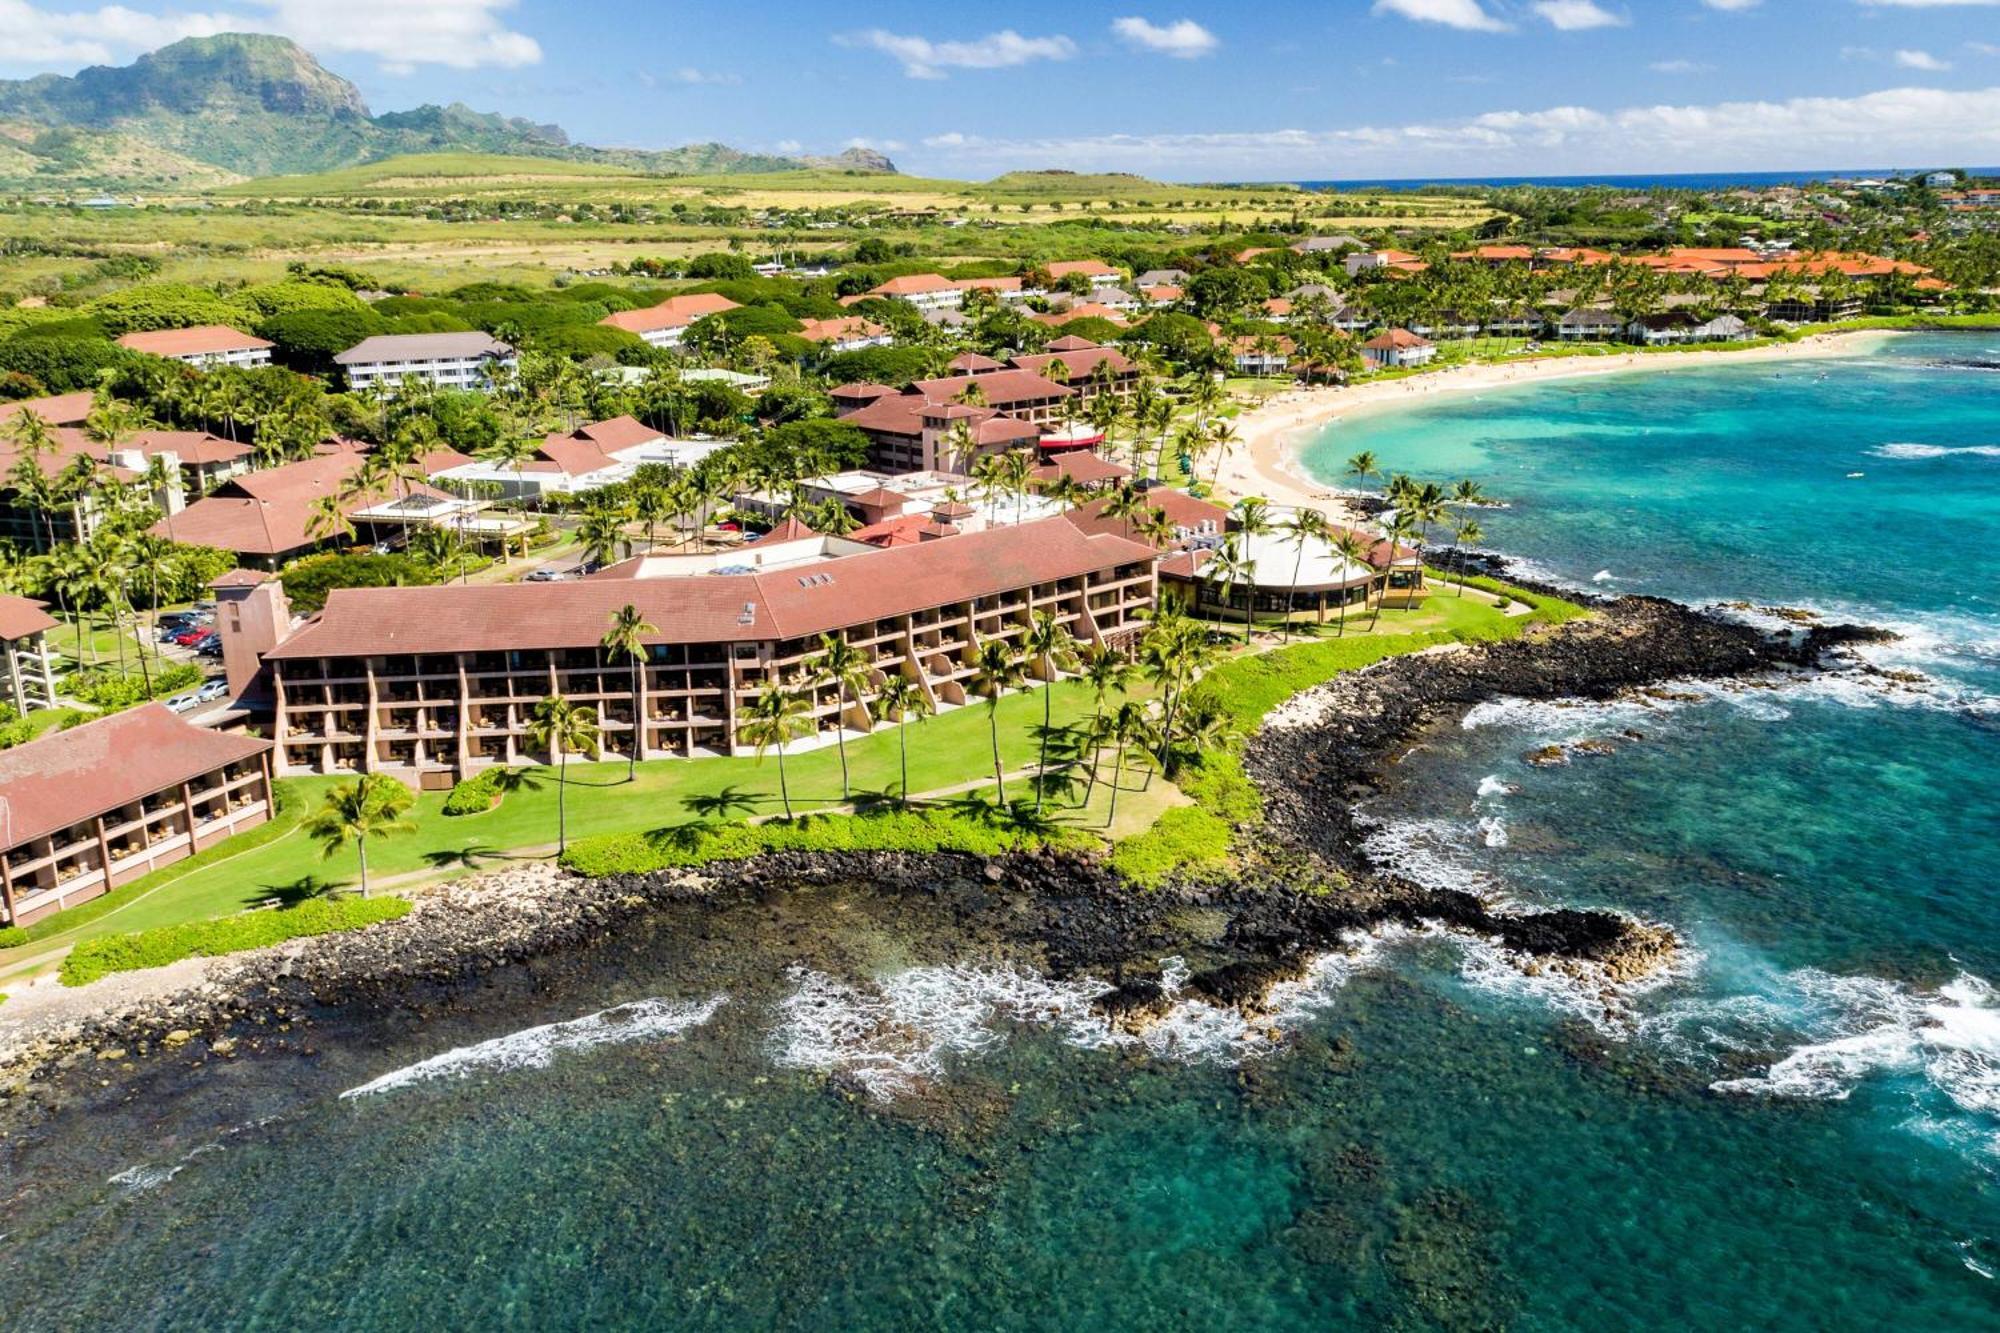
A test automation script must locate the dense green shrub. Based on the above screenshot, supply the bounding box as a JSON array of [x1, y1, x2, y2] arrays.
[[0, 335, 137, 392], [276, 551, 443, 613], [1176, 750, 1263, 824], [83, 283, 256, 335], [70, 661, 203, 709], [0, 926, 29, 950], [1108, 807, 1234, 888], [61, 896, 412, 987], [442, 768, 511, 816], [560, 808, 1095, 877]]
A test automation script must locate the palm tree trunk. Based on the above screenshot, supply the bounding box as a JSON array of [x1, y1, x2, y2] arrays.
[[988, 704, 1006, 804], [1106, 735, 1127, 828], [629, 661, 641, 781], [1285, 547, 1304, 643], [776, 746, 793, 819], [1084, 704, 1104, 803], [834, 692, 851, 800], [357, 837, 370, 899], [1034, 678, 1053, 814], [556, 752, 569, 854], [898, 728, 910, 809]]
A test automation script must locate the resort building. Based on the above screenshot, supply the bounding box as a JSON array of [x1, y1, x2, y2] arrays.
[[252, 516, 1158, 787], [795, 317, 892, 352], [334, 332, 518, 392], [0, 595, 58, 717], [598, 294, 743, 349], [0, 391, 92, 428], [735, 469, 1067, 537], [1045, 260, 1124, 289], [0, 420, 249, 548], [1361, 329, 1438, 370], [863, 274, 964, 312], [1158, 518, 1427, 621], [429, 415, 728, 502], [0, 705, 273, 927], [115, 324, 273, 368], [1557, 308, 1623, 342], [155, 442, 481, 566]]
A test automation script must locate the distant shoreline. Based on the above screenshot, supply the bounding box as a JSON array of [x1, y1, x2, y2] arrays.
[[1216, 329, 1902, 515]]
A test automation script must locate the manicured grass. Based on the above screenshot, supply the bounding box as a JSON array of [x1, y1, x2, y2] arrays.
[[59, 896, 413, 987], [560, 807, 1096, 876]]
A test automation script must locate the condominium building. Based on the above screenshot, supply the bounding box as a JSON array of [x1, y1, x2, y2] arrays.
[[253, 518, 1158, 787], [598, 294, 743, 349], [0, 705, 273, 927], [334, 332, 518, 391], [116, 324, 274, 368]]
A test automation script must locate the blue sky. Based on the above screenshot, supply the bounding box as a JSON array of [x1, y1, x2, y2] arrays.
[[5, 1, 2000, 178]]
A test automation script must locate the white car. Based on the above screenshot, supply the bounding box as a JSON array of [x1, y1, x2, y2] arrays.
[[166, 692, 202, 713], [196, 680, 230, 703]]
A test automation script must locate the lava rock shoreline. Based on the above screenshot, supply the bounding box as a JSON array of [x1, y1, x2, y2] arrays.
[[0, 591, 1885, 1101]]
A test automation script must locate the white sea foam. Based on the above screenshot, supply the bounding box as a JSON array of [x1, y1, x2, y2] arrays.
[[1475, 774, 1513, 800], [342, 995, 727, 1098], [769, 938, 1400, 1096], [1592, 569, 1616, 583], [1867, 442, 2000, 460], [1707, 972, 2000, 1144], [1478, 816, 1510, 848]]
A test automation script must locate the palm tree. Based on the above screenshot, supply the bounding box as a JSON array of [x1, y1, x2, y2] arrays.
[[871, 675, 932, 808], [742, 682, 812, 819], [1077, 643, 1133, 804], [1451, 517, 1484, 595], [809, 633, 873, 801], [1205, 535, 1258, 646], [1206, 419, 1241, 486], [1331, 530, 1374, 635], [970, 639, 1027, 804], [528, 694, 599, 855], [306, 494, 354, 549], [1102, 481, 1147, 540], [1381, 512, 1422, 627], [576, 504, 632, 570], [1104, 700, 1153, 829], [601, 603, 657, 781], [303, 774, 416, 898], [1345, 451, 1380, 493], [1020, 610, 1080, 812], [1277, 508, 1331, 641]]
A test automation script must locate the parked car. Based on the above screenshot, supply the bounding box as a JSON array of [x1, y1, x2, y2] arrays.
[[196, 679, 230, 702], [524, 568, 562, 582], [172, 628, 208, 646], [165, 692, 201, 713], [193, 633, 222, 655]]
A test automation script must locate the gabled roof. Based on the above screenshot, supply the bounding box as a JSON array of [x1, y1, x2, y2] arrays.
[[0, 391, 93, 427], [572, 415, 664, 451], [869, 273, 956, 296], [1032, 452, 1131, 486], [1364, 329, 1433, 349], [0, 594, 57, 641], [153, 445, 467, 557], [1010, 347, 1136, 381], [335, 332, 514, 365], [911, 369, 1071, 406], [947, 352, 1004, 373], [1064, 487, 1227, 546], [0, 705, 270, 851], [796, 316, 887, 344], [116, 324, 271, 358], [599, 293, 742, 334], [267, 518, 1156, 658], [1046, 260, 1120, 278]]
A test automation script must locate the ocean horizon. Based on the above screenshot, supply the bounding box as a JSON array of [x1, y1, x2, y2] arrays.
[[1287, 167, 1999, 191]]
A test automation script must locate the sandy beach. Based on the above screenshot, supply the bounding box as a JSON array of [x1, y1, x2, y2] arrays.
[[1215, 330, 1901, 516]]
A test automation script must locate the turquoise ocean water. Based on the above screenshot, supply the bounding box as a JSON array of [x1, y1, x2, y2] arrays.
[[2, 335, 1995, 1329]]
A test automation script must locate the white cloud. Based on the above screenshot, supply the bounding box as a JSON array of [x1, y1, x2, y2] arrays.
[[1371, 0, 1510, 33], [1533, 0, 1626, 29], [667, 67, 740, 86], [1972, 42, 2000, 54], [835, 28, 1076, 79], [907, 84, 2000, 179], [1111, 16, 1219, 57], [0, 0, 541, 73], [0, 1, 240, 67], [1894, 49, 1952, 69], [1700, 0, 1761, 10], [1650, 59, 1712, 73]]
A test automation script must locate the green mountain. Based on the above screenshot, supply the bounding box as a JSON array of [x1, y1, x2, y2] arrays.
[[0, 33, 895, 187]]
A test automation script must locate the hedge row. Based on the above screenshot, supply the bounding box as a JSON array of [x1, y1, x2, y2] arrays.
[[59, 896, 412, 987], [70, 661, 203, 709], [560, 808, 1096, 877]]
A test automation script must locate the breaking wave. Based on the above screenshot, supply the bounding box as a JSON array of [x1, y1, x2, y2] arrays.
[[342, 996, 727, 1098], [1867, 442, 2000, 460]]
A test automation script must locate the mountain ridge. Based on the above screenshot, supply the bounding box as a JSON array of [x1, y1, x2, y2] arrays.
[[0, 33, 895, 188]]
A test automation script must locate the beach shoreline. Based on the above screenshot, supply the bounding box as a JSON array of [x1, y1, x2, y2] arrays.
[[1217, 329, 1901, 515]]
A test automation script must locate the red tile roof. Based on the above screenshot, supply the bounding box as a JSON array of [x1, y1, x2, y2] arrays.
[[269, 518, 1155, 659], [599, 293, 742, 335], [0, 704, 269, 850], [796, 316, 887, 344], [1364, 329, 1434, 349], [911, 369, 1072, 407], [1009, 347, 1136, 382], [1046, 260, 1120, 279], [0, 391, 93, 426], [869, 273, 955, 297], [116, 324, 271, 358], [1064, 488, 1227, 546], [1032, 452, 1131, 486], [154, 446, 467, 557], [0, 594, 57, 641]]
